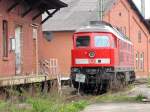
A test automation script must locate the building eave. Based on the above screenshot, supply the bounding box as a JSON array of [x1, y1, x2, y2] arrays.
[[127, 0, 150, 33], [8, 0, 68, 24]]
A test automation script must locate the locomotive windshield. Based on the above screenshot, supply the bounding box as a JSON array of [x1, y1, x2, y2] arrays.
[[76, 36, 90, 47], [94, 36, 110, 47]]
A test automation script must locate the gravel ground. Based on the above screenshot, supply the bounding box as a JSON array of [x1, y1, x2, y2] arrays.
[[127, 84, 150, 99], [81, 103, 150, 112]]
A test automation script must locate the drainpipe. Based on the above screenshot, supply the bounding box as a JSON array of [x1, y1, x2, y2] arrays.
[[148, 37, 150, 77], [36, 31, 39, 76]]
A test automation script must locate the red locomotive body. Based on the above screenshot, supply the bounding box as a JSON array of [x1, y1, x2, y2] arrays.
[[71, 22, 135, 92]]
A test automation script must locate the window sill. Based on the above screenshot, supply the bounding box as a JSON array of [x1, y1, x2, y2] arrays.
[[2, 57, 8, 61]]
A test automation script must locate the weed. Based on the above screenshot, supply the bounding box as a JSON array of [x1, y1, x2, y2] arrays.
[[135, 94, 146, 102]]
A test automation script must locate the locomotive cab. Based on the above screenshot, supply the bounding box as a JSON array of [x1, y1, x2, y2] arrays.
[[72, 32, 116, 67]]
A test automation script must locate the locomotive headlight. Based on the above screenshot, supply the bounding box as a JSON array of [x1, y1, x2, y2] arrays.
[[89, 51, 95, 58]]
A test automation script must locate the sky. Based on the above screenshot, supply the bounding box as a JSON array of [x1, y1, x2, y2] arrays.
[[133, 0, 150, 19]]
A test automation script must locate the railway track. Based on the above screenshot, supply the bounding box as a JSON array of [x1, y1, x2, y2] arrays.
[[63, 78, 149, 102], [63, 77, 150, 103]]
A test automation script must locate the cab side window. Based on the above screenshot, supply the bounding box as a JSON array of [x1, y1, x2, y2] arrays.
[[76, 36, 90, 47], [94, 35, 110, 47]]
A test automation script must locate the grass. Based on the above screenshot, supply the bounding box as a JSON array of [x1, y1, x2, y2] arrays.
[[59, 100, 88, 112], [0, 83, 147, 112], [26, 95, 89, 112], [94, 92, 146, 103], [148, 77, 150, 87], [0, 101, 7, 112], [135, 94, 146, 102], [0, 92, 89, 112], [0, 92, 145, 112]]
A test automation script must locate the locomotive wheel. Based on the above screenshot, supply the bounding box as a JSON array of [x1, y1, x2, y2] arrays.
[[72, 81, 79, 89]]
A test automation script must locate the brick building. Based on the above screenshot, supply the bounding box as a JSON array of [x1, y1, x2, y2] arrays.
[[0, 0, 67, 86], [42, 0, 150, 78]]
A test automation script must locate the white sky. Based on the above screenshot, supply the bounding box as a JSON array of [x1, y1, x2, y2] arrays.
[[133, 0, 150, 19]]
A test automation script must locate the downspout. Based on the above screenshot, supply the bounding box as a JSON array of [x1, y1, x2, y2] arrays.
[[36, 30, 39, 76], [148, 37, 150, 77]]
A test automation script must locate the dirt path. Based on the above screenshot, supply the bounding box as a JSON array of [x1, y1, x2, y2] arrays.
[[81, 103, 150, 112], [82, 82, 150, 112]]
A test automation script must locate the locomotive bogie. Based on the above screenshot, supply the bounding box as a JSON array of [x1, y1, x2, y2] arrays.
[[71, 67, 135, 84]]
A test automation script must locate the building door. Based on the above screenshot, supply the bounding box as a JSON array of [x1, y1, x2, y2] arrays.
[[15, 26, 22, 75], [32, 26, 39, 74]]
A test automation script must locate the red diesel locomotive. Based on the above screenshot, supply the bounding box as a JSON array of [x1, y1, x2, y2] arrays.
[[71, 22, 135, 92]]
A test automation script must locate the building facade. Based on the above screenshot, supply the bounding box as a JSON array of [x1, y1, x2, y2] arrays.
[[0, 0, 40, 77], [104, 0, 150, 77], [42, 0, 150, 78], [0, 0, 67, 86]]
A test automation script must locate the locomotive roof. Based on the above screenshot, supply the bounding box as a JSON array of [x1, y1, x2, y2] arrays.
[[75, 22, 133, 45]]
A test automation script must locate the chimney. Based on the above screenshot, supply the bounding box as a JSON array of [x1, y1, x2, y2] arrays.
[[141, 0, 145, 18], [98, 0, 104, 21]]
